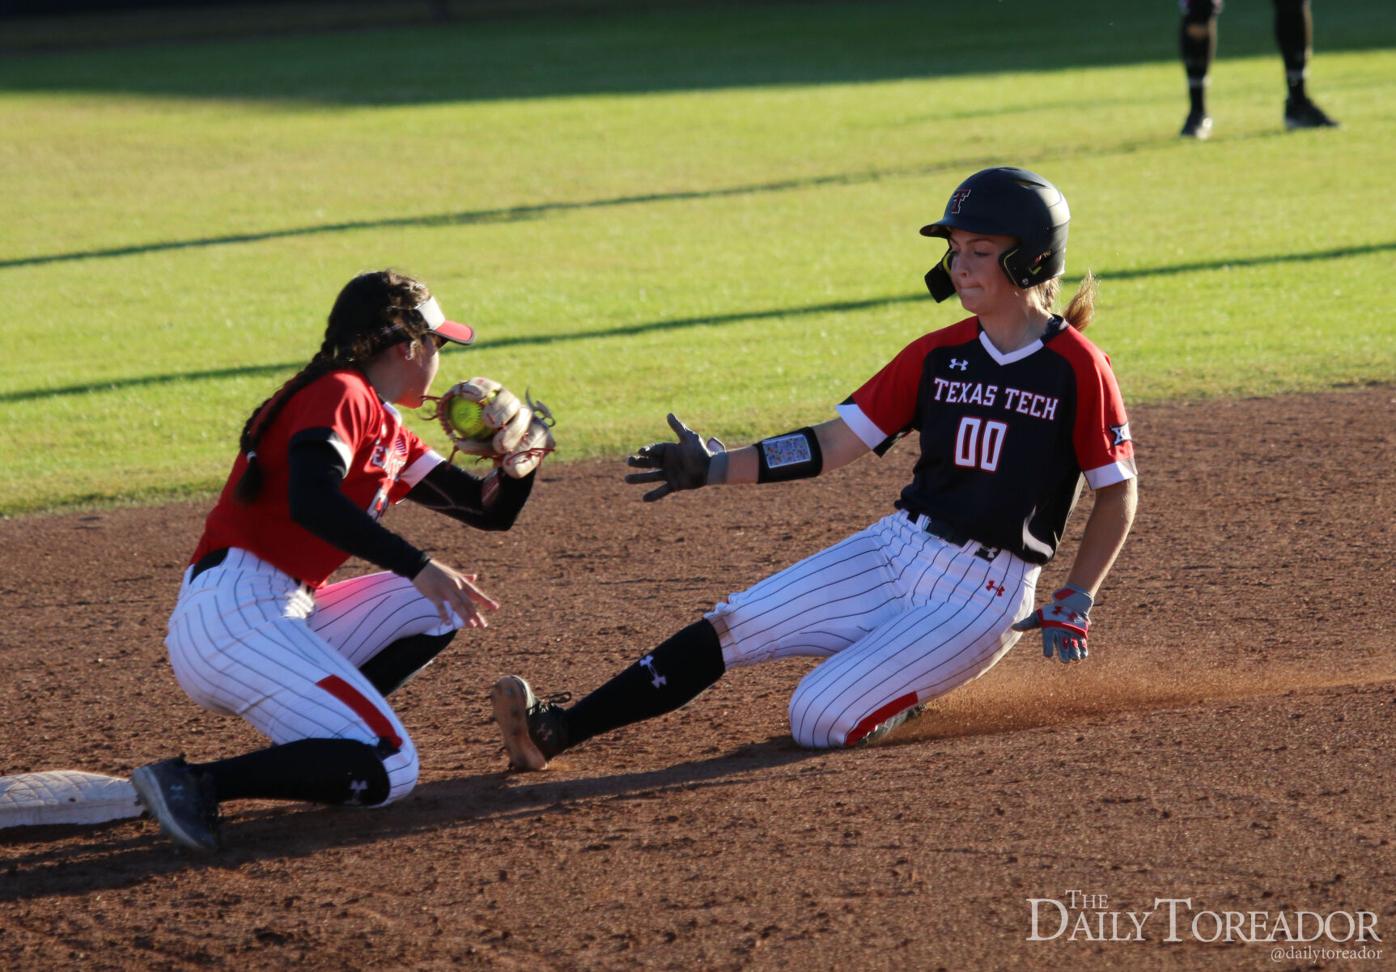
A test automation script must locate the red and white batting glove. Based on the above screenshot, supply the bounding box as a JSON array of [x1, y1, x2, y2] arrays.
[[1012, 584, 1093, 664]]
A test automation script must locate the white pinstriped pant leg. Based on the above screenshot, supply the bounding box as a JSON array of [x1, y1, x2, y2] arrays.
[[705, 515, 931, 667], [308, 571, 457, 669], [164, 549, 419, 804], [788, 536, 1039, 749]]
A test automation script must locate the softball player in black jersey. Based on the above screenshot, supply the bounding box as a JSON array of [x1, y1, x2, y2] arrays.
[[492, 167, 1138, 768]]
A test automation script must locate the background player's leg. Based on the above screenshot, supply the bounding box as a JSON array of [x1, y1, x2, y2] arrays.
[[1275, 0, 1338, 128], [1275, 0, 1311, 101], [1179, 0, 1220, 138], [310, 571, 459, 695], [786, 553, 1038, 749]]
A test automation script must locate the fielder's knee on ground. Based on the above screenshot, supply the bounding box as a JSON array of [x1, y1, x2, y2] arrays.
[[310, 672, 420, 805], [379, 741, 420, 805]]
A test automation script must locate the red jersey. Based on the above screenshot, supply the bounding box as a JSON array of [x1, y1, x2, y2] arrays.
[[191, 369, 443, 588], [837, 316, 1135, 563]]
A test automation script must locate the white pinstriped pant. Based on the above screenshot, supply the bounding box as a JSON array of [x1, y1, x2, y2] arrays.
[[164, 548, 457, 804], [706, 511, 1040, 749]]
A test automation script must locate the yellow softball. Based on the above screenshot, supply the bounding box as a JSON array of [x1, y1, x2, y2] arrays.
[[447, 394, 493, 441]]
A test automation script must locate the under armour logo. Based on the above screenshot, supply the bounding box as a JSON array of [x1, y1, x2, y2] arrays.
[[949, 189, 972, 214], [639, 654, 667, 690], [949, 358, 969, 372], [1110, 422, 1132, 446], [985, 580, 1005, 597], [349, 779, 369, 805]]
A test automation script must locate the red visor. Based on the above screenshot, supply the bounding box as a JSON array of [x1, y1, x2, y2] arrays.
[[416, 297, 475, 346]]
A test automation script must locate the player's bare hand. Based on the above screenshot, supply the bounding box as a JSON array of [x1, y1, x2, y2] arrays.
[[1012, 584, 1093, 664], [413, 560, 500, 629], [624, 413, 723, 502]]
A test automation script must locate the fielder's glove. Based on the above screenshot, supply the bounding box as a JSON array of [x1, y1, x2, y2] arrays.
[[1012, 584, 1093, 664], [624, 413, 724, 502], [426, 378, 556, 479], [499, 395, 556, 479]]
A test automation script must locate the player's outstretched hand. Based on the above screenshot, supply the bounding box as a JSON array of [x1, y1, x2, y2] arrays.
[[412, 560, 500, 629], [1012, 584, 1093, 664], [624, 413, 723, 502]]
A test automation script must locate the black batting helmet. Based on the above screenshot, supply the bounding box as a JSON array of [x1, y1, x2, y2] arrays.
[[920, 167, 1070, 302]]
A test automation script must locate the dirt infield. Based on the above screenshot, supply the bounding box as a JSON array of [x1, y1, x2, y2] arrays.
[[2, 385, 1393, 971]]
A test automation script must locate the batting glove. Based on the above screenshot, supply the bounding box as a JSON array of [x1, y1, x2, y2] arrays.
[[1012, 584, 1093, 664], [624, 413, 723, 502]]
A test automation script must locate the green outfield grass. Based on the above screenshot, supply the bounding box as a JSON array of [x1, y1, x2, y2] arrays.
[[1, 0, 1392, 515]]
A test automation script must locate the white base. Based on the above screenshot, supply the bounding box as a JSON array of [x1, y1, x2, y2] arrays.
[[0, 770, 143, 828]]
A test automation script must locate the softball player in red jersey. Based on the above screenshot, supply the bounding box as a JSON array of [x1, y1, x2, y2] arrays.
[[492, 167, 1138, 768], [133, 269, 544, 852]]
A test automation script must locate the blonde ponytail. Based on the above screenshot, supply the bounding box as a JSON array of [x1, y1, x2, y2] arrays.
[[1036, 271, 1097, 331], [1061, 271, 1097, 331]]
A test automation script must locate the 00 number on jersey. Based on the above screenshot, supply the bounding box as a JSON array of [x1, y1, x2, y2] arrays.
[[953, 416, 1007, 472]]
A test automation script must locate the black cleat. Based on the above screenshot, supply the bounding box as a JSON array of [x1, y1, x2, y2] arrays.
[[490, 676, 572, 771], [1285, 97, 1339, 130], [1179, 109, 1213, 140], [131, 757, 221, 853], [857, 702, 928, 746]]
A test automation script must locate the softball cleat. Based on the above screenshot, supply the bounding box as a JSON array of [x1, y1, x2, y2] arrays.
[[131, 757, 221, 853], [491, 675, 571, 771]]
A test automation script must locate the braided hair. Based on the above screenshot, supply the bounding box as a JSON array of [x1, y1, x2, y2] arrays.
[[233, 269, 434, 503]]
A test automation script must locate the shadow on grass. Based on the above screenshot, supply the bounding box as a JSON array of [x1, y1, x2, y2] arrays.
[[3, 239, 1391, 405], [0, 122, 1338, 273], [0, 153, 977, 271], [0, 1, 1391, 106]]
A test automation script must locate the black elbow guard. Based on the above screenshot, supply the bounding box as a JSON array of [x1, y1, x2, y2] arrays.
[[756, 427, 823, 483]]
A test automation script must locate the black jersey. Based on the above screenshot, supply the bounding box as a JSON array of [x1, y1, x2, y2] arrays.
[[837, 316, 1136, 564]]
